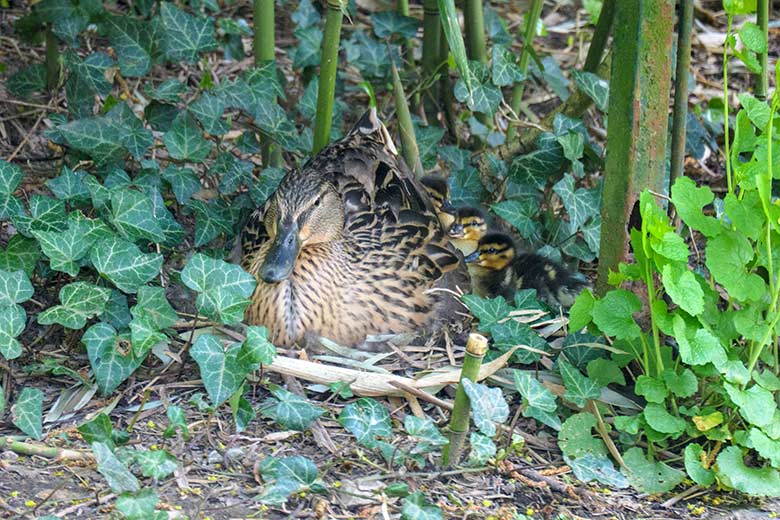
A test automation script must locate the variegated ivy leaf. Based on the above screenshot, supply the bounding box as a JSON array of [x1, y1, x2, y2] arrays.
[[559, 360, 601, 407], [92, 442, 141, 494], [189, 92, 228, 135], [38, 282, 111, 330], [404, 416, 448, 454], [115, 489, 164, 520], [180, 253, 256, 324], [513, 370, 560, 429], [110, 188, 166, 243], [32, 219, 99, 277], [572, 70, 609, 112], [0, 268, 34, 306], [190, 333, 255, 406], [492, 44, 525, 87], [102, 15, 154, 77], [241, 326, 277, 365], [461, 378, 509, 436], [0, 235, 39, 279], [163, 111, 213, 162], [339, 398, 392, 449], [63, 52, 115, 118], [11, 386, 43, 440], [159, 3, 218, 63], [128, 285, 177, 356], [371, 11, 419, 39], [163, 165, 201, 205], [90, 236, 163, 293], [83, 322, 146, 395], [257, 455, 319, 505], [491, 199, 540, 240], [260, 384, 324, 431], [0, 160, 24, 220], [12, 195, 68, 237], [5, 64, 46, 99], [0, 304, 27, 360], [401, 491, 442, 520], [46, 166, 90, 202], [251, 103, 299, 152]]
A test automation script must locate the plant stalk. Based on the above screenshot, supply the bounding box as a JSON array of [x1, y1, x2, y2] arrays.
[[442, 333, 488, 467], [507, 0, 544, 142], [422, 0, 441, 121], [438, 27, 458, 139], [583, 0, 615, 73], [463, 0, 488, 64], [254, 0, 283, 167], [313, 1, 344, 154], [669, 0, 694, 196], [756, 0, 769, 100], [45, 26, 59, 91], [723, 15, 734, 195], [391, 52, 424, 177]]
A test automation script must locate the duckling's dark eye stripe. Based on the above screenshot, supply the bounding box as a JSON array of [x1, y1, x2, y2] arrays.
[[484, 245, 511, 254]]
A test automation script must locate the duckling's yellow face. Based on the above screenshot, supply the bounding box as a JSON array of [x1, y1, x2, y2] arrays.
[[259, 179, 344, 283], [422, 180, 456, 228], [448, 213, 488, 241], [464, 240, 514, 271]]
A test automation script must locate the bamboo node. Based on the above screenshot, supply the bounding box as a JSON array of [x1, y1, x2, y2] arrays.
[[465, 333, 488, 357]]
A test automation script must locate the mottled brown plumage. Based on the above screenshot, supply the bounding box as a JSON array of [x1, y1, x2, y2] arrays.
[[241, 110, 460, 346]]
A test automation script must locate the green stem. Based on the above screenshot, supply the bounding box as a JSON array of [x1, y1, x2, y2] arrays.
[[507, 0, 544, 142], [723, 15, 734, 195], [422, 0, 441, 121], [669, 0, 694, 195], [391, 51, 424, 177], [45, 26, 59, 91], [438, 28, 457, 139], [254, 0, 283, 167], [442, 334, 488, 467], [583, 0, 615, 73], [463, 0, 487, 63], [641, 216, 663, 376], [313, 1, 344, 154], [756, 0, 769, 100]]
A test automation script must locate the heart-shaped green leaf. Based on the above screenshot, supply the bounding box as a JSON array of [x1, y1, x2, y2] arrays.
[[90, 236, 163, 293], [11, 386, 43, 440], [38, 282, 111, 329], [180, 253, 256, 325]]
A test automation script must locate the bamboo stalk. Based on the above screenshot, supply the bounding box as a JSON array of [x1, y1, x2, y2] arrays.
[[253, 0, 283, 166], [464, 0, 488, 64], [313, 1, 345, 154], [756, 0, 769, 100], [397, 0, 417, 105], [669, 0, 694, 197], [442, 333, 488, 467], [583, 0, 615, 73], [438, 28, 458, 139], [45, 26, 59, 91], [391, 51, 424, 177], [422, 0, 441, 120], [507, 0, 544, 142]]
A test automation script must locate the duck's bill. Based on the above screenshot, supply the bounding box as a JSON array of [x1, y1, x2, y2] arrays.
[[448, 223, 465, 238], [259, 222, 300, 283], [463, 251, 480, 264], [440, 198, 457, 215]]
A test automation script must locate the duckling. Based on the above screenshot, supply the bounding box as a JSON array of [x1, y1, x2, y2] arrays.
[[421, 175, 457, 231], [241, 109, 460, 347], [447, 206, 489, 256], [464, 232, 588, 308]]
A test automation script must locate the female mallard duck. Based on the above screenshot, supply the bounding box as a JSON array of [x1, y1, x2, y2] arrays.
[[241, 109, 460, 347], [464, 232, 588, 308]]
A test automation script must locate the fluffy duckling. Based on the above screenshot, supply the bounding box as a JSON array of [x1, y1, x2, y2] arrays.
[[420, 176, 457, 231], [464, 232, 588, 308], [447, 206, 489, 256]]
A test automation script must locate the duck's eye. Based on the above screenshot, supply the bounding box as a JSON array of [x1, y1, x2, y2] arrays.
[[486, 247, 496, 254], [313, 196, 321, 207]]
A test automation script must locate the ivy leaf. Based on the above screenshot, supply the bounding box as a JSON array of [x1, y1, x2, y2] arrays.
[[491, 44, 525, 87], [571, 70, 609, 112], [559, 360, 601, 407], [241, 326, 277, 365], [371, 11, 419, 39], [0, 268, 34, 306], [83, 323, 145, 395], [38, 282, 111, 330], [622, 447, 684, 494], [513, 370, 560, 430], [11, 387, 43, 440], [110, 188, 166, 243], [249, 167, 286, 207], [293, 25, 323, 69], [461, 294, 511, 329], [0, 160, 24, 220], [132, 286, 177, 330], [180, 253, 256, 324], [467, 432, 497, 466], [188, 198, 236, 246], [164, 405, 190, 440], [162, 165, 201, 205], [32, 218, 96, 277], [339, 398, 392, 448], [92, 442, 140, 494], [90, 236, 163, 293], [454, 73, 503, 114], [684, 443, 716, 486], [552, 174, 600, 229], [260, 385, 325, 431], [509, 132, 565, 189], [214, 152, 253, 194], [706, 229, 766, 302], [0, 303, 27, 360], [190, 92, 228, 135], [566, 452, 629, 489], [461, 378, 509, 436], [115, 489, 162, 520], [190, 334, 253, 406], [251, 102, 299, 152], [122, 449, 178, 479], [46, 166, 90, 202], [591, 290, 642, 340], [670, 177, 722, 238], [6, 64, 46, 99], [103, 15, 154, 77], [491, 199, 539, 239], [716, 445, 780, 496], [145, 79, 187, 102], [63, 52, 115, 118], [58, 115, 127, 167], [412, 120, 446, 170], [449, 166, 487, 207], [292, 0, 319, 28], [159, 2, 218, 62], [258, 455, 319, 505], [404, 416, 449, 454], [163, 111, 213, 162], [401, 491, 442, 520]]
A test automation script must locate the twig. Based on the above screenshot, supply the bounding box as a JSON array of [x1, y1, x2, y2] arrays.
[[388, 380, 454, 411], [7, 108, 47, 162]]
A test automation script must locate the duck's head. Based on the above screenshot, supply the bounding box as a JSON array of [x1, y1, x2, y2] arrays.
[[259, 173, 344, 283], [421, 176, 456, 228], [464, 232, 515, 271], [448, 207, 488, 242]]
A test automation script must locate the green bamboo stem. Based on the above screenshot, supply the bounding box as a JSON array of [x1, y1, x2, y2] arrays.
[[438, 27, 458, 139], [463, 0, 488, 64], [422, 0, 441, 118], [756, 0, 769, 100], [45, 26, 59, 91], [668, 0, 694, 195], [583, 0, 615, 73], [0, 436, 92, 461], [313, 1, 344, 154], [442, 333, 488, 467], [253, 0, 282, 167], [507, 0, 544, 142], [391, 54, 424, 177]]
